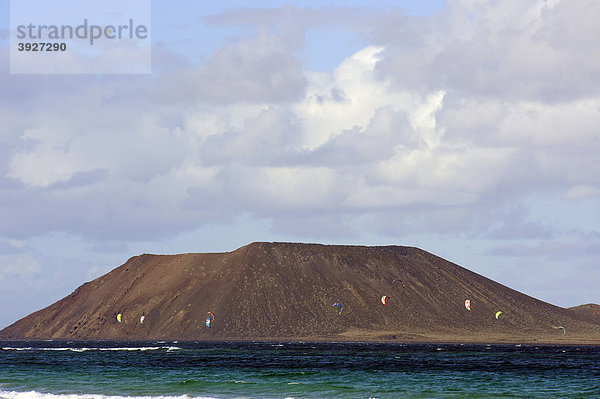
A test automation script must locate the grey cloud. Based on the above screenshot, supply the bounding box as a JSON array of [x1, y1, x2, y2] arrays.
[[363, 205, 480, 238], [158, 5, 384, 106], [46, 169, 109, 190], [369, 13, 436, 89], [534, 146, 600, 189], [0, 50, 119, 106], [201, 104, 415, 169], [0, 177, 198, 241], [486, 238, 600, 260], [1, 2, 599, 246], [88, 240, 129, 254], [182, 167, 360, 241], [151, 42, 193, 72], [0, 240, 25, 254], [200, 106, 304, 166], [199, 33, 306, 103], [307, 106, 415, 166], [204, 6, 379, 45], [181, 185, 238, 223], [155, 32, 307, 105], [360, 193, 559, 242], [373, 1, 600, 102], [486, 216, 555, 241], [270, 213, 360, 240]]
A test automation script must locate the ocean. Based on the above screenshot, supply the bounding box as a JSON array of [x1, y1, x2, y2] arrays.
[[1, 341, 598, 398]]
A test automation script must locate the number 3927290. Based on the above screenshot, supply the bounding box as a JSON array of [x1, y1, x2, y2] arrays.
[[17, 42, 67, 51]]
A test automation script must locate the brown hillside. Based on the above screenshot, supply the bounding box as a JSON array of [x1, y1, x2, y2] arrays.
[[1, 242, 599, 344], [569, 304, 600, 325]]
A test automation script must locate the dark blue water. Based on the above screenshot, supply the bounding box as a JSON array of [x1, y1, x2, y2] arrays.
[[1, 341, 599, 398]]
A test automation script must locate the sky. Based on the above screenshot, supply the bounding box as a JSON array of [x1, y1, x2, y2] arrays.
[[0, 0, 599, 329]]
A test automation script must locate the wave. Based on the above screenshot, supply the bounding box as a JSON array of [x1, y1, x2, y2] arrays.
[[0, 391, 214, 399], [1, 347, 181, 352]]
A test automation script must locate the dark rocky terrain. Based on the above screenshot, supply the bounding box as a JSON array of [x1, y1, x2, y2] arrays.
[[2, 242, 599, 344]]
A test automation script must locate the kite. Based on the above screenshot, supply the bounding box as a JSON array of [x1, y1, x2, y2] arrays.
[[392, 278, 405, 287], [205, 311, 216, 328], [553, 326, 566, 335], [495, 311, 503, 319], [381, 295, 389, 305], [465, 299, 471, 311], [333, 302, 343, 314]]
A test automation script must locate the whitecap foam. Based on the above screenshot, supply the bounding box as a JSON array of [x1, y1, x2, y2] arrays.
[[0, 390, 214, 399], [2, 347, 34, 351], [2, 347, 181, 352]]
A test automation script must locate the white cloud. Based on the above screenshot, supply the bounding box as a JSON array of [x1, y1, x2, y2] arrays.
[[372, 145, 516, 205], [0, 254, 41, 283], [376, 0, 600, 101], [4, 14, 599, 241], [1, 1, 600, 323], [294, 46, 415, 149], [8, 128, 90, 188]]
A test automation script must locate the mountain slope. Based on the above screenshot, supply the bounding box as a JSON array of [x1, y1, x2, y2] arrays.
[[2, 242, 599, 343], [569, 304, 600, 325]]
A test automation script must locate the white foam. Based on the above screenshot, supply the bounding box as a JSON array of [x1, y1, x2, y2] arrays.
[[1, 347, 181, 352], [0, 391, 213, 399], [2, 347, 35, 351]]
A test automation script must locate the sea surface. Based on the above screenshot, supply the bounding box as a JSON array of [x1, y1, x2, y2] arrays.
[[1, 340, 599, 398]]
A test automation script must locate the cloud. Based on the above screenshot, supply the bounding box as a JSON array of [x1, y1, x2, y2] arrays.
[[2, 1, 599, 246], [0, 254, 42, 287], [154, 31, 306, 105], [563, 185, 600, 201], [374, 0, 600, 102], [486, 237, 600, 260], [306, 105, 413, 166], [200, 106, 304, 166], [0, 239, 26, 253], [203, 6, 379, 46]]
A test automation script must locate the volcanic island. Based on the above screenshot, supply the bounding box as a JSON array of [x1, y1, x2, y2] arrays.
[[2, 242, 599, 344]]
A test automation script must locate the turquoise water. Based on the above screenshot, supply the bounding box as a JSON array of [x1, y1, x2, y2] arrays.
[[1, 341, 599, 398]]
